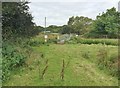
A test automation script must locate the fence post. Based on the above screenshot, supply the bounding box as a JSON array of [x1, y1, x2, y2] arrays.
[[60, 59, 65, 80]]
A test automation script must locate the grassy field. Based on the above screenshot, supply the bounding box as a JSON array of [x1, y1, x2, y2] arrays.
[[3, 44, 118, 86]]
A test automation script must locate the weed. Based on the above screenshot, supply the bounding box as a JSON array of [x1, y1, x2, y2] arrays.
[[82, 51, 90, 59]]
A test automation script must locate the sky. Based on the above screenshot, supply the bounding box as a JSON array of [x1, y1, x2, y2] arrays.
[[28, 0, 119, 27]]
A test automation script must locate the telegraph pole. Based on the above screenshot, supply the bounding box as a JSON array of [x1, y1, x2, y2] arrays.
[[44, 17, 46, 34], [44, 17, 48, 42], [118, 1, 120, 12], [45, 17, 46, 33]]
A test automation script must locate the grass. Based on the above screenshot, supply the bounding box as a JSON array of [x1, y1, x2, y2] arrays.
[[3, 43, 118, 86]]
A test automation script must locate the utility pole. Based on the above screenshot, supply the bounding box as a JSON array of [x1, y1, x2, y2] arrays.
[[44, 17, 46, 34], [45, 17, 46, 32], [118, 1, 120, 12], [44, 17, 48, 42]]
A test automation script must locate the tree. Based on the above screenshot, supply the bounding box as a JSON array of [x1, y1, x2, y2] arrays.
[[93, 7, 120, 38], [47, 25, 62, 33], [2, 1, 37, 40], [60, 25, 72, 34], [34, 26, 44, 32], [67, 16, 93, 35]]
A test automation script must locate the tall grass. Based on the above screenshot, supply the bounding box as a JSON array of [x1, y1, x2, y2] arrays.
[[97, 46, 118, 77]]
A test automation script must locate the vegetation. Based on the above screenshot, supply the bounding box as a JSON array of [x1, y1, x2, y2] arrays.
[[68, 37, 118, 46], [2, 2, 39, 40], [91, 7, 120, 38], [47, 25, 63, 33], [1, 0, 119, 86], [44, 7, 120, 38], [2, 42, 27, 81], [67, 16, 93, 35], [2, 1, 38, 82], [3, 44, 118, 86]]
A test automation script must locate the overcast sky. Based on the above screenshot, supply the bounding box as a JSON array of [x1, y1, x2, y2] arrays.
[[28, 0, 119, 27]]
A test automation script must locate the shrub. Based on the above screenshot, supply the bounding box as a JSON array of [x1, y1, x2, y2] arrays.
[[27, 39, 45, 46], [2, 42, 27, 81], [47, 38, 57, 44]]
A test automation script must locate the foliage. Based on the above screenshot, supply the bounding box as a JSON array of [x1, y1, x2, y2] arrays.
[[2, 1, 119, 85], [97, 47, 118, 77], [47, 25, 63, 33], [38, 7, 120, 39], [34, 26, 44, 33], [2, 1, 40, 81], [2, 1, 39, 40], [67, 16, 93, 35], [47, 38, 57, 44], [60, 25, 73, 34], [65, 36, 78, 44], [78, 39, 118, 46], [83, 30, 107, 38], [67, 36, 118, 46], [60, 7, 120, 39], [2, 42, 27, 81], [91, 7, 120, 38], [27, 39, 45, 46]]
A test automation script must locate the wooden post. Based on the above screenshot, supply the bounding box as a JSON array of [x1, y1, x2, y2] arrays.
[[60, 59, 65, 80], [41, 59, 48, 79], [44, 17, 47, 42], [41, 65, 48, 79]]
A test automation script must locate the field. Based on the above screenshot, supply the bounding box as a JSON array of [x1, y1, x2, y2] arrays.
[[3, 43, 118, 86], [2, 2, 120, 87]]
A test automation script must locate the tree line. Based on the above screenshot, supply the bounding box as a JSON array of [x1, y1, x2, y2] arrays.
[[36, 7, 120, 38], [2, 1, 120, 39]]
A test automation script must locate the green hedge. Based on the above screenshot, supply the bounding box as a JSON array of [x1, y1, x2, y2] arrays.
[[67, 37, 118, 46], [78, 39, 118, 46]]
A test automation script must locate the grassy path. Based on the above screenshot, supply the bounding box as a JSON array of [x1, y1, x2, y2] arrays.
[[3, 44, 118, 86]]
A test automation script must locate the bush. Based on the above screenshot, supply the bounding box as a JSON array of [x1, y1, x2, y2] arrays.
[[2, 42, 27, 81], [83, 32, 102, 38], [27, 39, 45, 46], [65, 37, 78, 44], [47, 38, 57, 44]]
